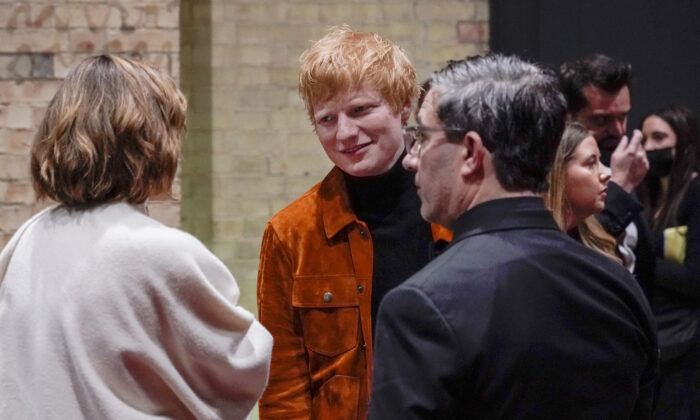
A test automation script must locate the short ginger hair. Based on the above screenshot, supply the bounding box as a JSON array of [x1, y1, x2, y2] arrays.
[[30, 54, 186, 207], [298, 25, 418, 122]]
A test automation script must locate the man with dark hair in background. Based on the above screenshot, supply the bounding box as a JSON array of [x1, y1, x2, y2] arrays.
[[370, 54, 658, 419], [559, 54, 655, 298]]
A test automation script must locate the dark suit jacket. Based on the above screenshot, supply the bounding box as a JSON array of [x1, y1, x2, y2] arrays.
[[370, 197, 658, 419], [597, 182, 656, 301]]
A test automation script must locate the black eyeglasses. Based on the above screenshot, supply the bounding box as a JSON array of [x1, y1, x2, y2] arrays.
[[402, 125, 466, 155]]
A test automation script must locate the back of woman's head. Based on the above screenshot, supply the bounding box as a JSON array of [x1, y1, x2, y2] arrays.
[[31, 54, 187, 207]]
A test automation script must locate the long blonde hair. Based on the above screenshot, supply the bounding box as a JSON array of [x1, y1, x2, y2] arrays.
[[546, 122, 621, 263]]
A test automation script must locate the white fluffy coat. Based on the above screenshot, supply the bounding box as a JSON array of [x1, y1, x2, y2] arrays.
[[0, 202, 272, 419]]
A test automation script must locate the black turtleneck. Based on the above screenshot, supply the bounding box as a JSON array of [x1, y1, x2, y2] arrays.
[[343, 154, 434, 333]]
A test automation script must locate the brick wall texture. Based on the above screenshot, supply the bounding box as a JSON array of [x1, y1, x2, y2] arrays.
[[179, 0, 489, 314], [2, 0, 489, 317], [0, 0, 181, 248]]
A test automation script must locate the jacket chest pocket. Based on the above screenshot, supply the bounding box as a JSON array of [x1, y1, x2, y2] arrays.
[[292, 276, 360, 358]]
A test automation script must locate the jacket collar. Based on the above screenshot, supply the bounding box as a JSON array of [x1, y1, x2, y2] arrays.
[[320, 166, 358, 239], [451, 196, 559, 245], [318, 166, 454, 243]]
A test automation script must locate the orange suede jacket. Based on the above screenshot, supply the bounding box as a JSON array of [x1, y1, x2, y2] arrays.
[[257, 167, 451, 420]]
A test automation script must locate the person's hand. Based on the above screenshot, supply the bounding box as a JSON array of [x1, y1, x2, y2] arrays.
[[610, 129, 649, 193]]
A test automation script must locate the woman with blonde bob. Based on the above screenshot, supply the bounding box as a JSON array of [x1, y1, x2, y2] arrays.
[[0, 55, 272, 419], [547, 121, 620, 262]]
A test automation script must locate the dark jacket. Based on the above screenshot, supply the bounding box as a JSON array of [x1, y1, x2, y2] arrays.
[[651, 176, 700, 361], [370, 197, 658, 419], [597, 181, 656, 300]]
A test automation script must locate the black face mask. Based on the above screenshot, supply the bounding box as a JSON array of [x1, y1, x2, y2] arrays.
[[647, 147, 674, 178]]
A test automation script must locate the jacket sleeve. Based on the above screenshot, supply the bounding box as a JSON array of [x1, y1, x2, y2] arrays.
[[632, 346, 659, 420], [109, 228, 274, 419], [370, 286, 466, 420], [257, 223, 312, 419], [597, 181, 644, 236], [653, 179, 700, 298]]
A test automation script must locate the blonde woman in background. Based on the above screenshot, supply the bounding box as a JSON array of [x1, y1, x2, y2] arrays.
[[547, 121, 620, 263], [0, 55, 272, 419]]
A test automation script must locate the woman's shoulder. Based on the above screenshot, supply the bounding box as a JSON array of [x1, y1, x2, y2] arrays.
[[674, 174, 700, 227], [99, 203, 200, 245], [681, 174, 700, 209], [94, 204, 238, 300], [94, 203, 223, 272], [687, 173, 700, 194]]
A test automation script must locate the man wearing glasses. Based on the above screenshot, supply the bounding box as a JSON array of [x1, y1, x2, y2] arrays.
[[370, 55, 658, 418], [257, 26, 450, 420]]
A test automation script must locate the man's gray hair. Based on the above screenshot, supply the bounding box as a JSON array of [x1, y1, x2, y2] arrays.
[[430, 54, 566, 193]]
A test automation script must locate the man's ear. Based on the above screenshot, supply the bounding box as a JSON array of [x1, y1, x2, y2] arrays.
[[461, 131, 485, 178], [400, 101, 412, 124]]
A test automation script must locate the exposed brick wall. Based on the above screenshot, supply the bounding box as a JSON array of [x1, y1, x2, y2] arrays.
[[0, 0, 181, 247], [179, 0, 490, 314], [1, 0, 489, 314], [2, 3, 489, 417]]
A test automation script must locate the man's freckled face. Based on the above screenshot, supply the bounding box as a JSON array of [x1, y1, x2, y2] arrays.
[[313, 86, 404, 177]]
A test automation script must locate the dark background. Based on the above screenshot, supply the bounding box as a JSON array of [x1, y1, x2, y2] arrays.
[[490, 0, 700, 129]]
